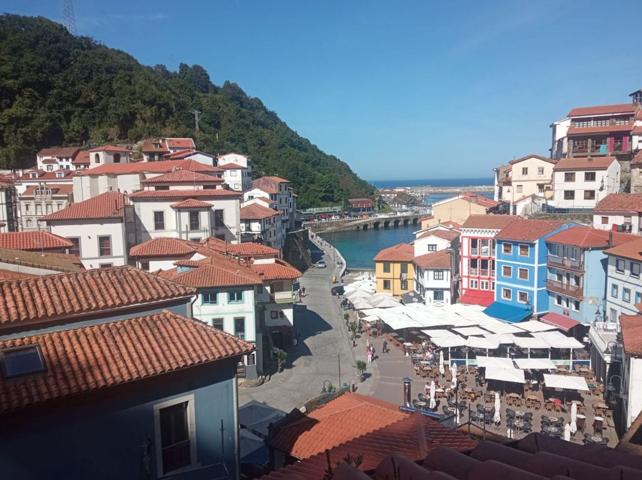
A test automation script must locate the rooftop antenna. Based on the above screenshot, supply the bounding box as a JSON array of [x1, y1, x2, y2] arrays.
[[63, 0, 77, 35], [191, 109, 201, 132]]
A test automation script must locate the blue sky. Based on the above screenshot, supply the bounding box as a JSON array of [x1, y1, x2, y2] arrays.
[[4, 1, 642, 180]]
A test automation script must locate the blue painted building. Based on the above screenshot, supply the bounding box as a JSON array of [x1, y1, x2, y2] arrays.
[[0, 267, 252, 479], [485, 219, 574, 322]]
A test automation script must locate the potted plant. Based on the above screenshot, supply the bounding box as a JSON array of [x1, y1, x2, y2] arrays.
[[275, 350, 288, 372], [356, 360, 367, 382], [344, 313, 350, 325]]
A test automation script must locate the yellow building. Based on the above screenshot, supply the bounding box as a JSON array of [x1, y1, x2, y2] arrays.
[[496, 154, 556, 203], [374, 243, 415, 296], [420, 193, 499, 230]]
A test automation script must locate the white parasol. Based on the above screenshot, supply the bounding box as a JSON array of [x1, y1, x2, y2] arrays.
[[451, 363, 458, 390], [493, 391, 501, 425], [439, 351, 445, 376], [429, 380, 436, 410], [570, 402, 577, 434], [564, 423, 571, 441]]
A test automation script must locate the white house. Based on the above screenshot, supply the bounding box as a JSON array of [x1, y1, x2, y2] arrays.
[[129, 237, 216, 271], [141, 138, 196, 161], [43, 191, 131, 269], [593, 193, 642, 234], [217, 153, 252, 192], [87, 145, 131, 168], [603, 237, 642, 325], [250, 176, 296, 230], [620, 314, 642, 431], [36, 147, 80, 171], [413, 227, 459, 257], [414, 249, 456, 305], [552, 156, 620, 209], [19, 184, 74, 231], [240, 203, 282, 250]]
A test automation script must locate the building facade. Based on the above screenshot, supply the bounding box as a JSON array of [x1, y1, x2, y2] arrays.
[[374, 243, 415, 296], [414, 249, 456, 305], [552, 156, 620, 209], [240, 203, 282, 250], [593, 193, 642, 233]]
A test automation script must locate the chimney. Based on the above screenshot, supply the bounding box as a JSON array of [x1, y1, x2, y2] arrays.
[[403, 377, 412, 407]]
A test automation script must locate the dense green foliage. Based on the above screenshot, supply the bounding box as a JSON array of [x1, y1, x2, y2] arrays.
[[0, 15, 374, 207]]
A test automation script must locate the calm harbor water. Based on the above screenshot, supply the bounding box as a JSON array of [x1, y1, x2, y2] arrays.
[[321, 224, 416, 270]]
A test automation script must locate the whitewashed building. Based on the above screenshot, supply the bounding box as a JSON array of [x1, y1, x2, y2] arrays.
[[240, 203, 282, 250], [413, 227, 459, 256], [552, 156, 620, 209], [36, 147, 80, 171], [603, 237, 642, 325], [218, 153, 252, 192], [19, 184, 73, 231], [249, 176, 296, 230], [593, 193, 642, 234], [87, 145, 131, 168], [414, 249, 456, 305]]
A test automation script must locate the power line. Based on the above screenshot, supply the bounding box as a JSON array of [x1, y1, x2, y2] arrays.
[[63, 0, 77, 35]]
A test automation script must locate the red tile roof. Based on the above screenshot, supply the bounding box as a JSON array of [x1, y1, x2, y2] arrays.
[[546, 226, 636, 248], [373, 243, 414, 262], [203, 238, 280, 258], [218, 162, 247, 170], [165, 138, 196, 149], [414, 249, 453, 269], [496, 218, 565, 242], [129, 189, 241, 200], [129, 238, 204, 257], [256, 175, 290, 184], [0, 231, 73, 251], [620, 314, 642, 356], [250, 259, 301, 280], [0, 248, 83, 273], [0, 269, 36, 280], [567, 124, 633, 135], [553, 156, 617, 171], [240, 203, 280, 220], [594, 193, 642, 213], [0, 311, 253, 415], [568, 104, 636, 117], [349, 198, 374, 208], [0, 266, 196, 332], [37, 147, 80, 158], [262, 413, 477, 480], [79, 159, 217, 176], [604, 237, 642, 261], [252, 176, 291, 194], [271, 393, 408, 459], [540, 312, 580, 332], [43, 191, 128, 221], [21, 184, 73, 196], [417, 229, 460, 241], [72, 151, 90, 165], [170, 198, 213, 209], [161, 255, 263, 288], [87, 144, 130, 153], [461, 192, 500, 208], [508, 154, 556, 165], [461, 215, 518, 230], [141, 139, 169, 153], [142, 170, 222, 184], [163, 149, 197, 159]]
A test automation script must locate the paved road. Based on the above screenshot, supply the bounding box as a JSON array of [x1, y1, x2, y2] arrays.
[[239, 240, 359, 411]]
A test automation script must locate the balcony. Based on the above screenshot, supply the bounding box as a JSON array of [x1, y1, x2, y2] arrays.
[[272, 290, 295, 304], [546, 280, 583, 299], [547, 256, 584, 272]]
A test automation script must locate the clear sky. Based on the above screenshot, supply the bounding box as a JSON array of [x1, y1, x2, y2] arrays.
[[4, 1, 642, 180]]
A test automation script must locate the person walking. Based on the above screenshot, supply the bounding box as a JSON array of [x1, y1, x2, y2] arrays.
[[367, 349, 372, 364], [382, 339, 388, 354]]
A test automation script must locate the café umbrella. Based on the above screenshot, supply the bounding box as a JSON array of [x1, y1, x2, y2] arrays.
[[439, 351, 445, 376], [493, 392, 501, 425], [451, 363, 458, 390], [570, 402, 577, 434], [564, 423, 571, 441], [429, 380, 436, 410]]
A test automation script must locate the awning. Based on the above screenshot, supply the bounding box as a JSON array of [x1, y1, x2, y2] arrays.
[[514, 358, 557, 370], [467, 336, 500, 350], [516, 320, 559, 333], [459, 290, 494, 307], [484, 302, 532, 323], [543, 374, 589, 391], [453, 326, 491, 337], [540, 312, 580, 332], [533, 331, 584, 349], [485, 366, 526, 384], [430, 335, 467, 348], [475, 356, 516, 369]]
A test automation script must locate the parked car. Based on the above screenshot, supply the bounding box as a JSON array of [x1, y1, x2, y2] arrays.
[[316, 261, 327, 268]]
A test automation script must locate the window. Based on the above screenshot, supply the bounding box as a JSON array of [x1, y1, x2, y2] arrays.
[[23, 204, 30, 214], [564, 191, 575, 200], [573, 300, 580, 311], [35, 204, 42, 215], [518, 268, 528, 280], [611, 283, 619, 298], [502, 288, 512, 300], [537, 184, 545, 193], [214, 209, 224, 226], [616, 259, 625, 273], [94, 153, 100, 164], [470, 279, 478, 289], [141, 261, 150, 271], [584, 190, 595, 200], [636, 292, 642, 304], [1, 345, 45, 378], [383, 262, 391, 273], [537, 167, 544, 175], [564, 172, 576, 182], [519, 244, 529, 256], [434, 271, 444, 280], [518, 291, 528, 304], [99, 263, 113, 268], [234, 317, 245, 339], [98, 236, 111, 257], [229, 290, 243, 303], [202, 292, 218, 304], [383, 280, 391, 290], [211, 318, 224, 330], [502, 243, 512, 254], [189, 211, 200, 231], [400, 263, 408, 274], [154, 211, 165, 230], [155, 397, 195, 475], [270, 311, 279, 319], [521, 167, 528, 175], [155, 185, 170, 191], [623, 288, 631, 303], [555, 295, 562, 306], [516, 185, 523, 193], [610, 308, 618, 323], [480, 280, 489, 290], [632, 263, 641, 278], [400, 280, 408, 290], [113, 153, 121, 163], [64, 237, 80, 257], [434, 290, 444, 301], [502, 265, 512, 277], [601, 216, 608, 225], [584, 172, 596, 181], [427, 244, 437, 252]]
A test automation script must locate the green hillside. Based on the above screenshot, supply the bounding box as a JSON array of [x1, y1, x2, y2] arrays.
[[0, 14, 374, 207]]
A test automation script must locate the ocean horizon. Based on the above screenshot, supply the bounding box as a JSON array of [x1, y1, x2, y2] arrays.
[[369, 177, 493, 189]]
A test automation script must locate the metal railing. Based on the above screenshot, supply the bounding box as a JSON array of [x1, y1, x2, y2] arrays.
[[546, 279, 583, 299], [547, 255, 584, 271]]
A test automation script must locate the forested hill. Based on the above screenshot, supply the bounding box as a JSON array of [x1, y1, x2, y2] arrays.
[[0, 14, 374, 207]]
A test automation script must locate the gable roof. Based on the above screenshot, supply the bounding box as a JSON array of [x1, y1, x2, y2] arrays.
[[43, 191, 128, 221], [620, 314, 642, 357], [414, 249, 453, 269], [141, 169, 222, 184], [21, 184, 73, 196], [546, 226, 636, 249], [461, 215, 518, 230], [37, 147, 80, 158], [508, 154, 556, 165], [373, 243, 414, 262], [0, 266, 196, 332], [250, 258, 302, 281], [0, 231, 72, 251], [129, 189, 241, 200], [270, 393, 408, 459], [0, 248, 83, 273], [240, 203, 280, 220], [496, 218, 565, 242], [72, 150, 90, 165], [203, 238, 280, 258], [0, 311, 252, 416], [78, 159, 217, 176], [87, 144, 130, 153], [170, 198, 213, 209], [594, 193, 642, 213], [604, 237, 642, 261], [417, 229, 460, 242], [129, 238, 206, 258], [160, 254, 263, 288], [553, 156, 617, 171], [568, 103, 637, 117], [218, 162, 247, 170], [567, 124, 633, 135], [165, 137, 196, 149]]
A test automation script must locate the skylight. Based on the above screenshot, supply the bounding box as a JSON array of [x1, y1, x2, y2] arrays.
[[1, 345, 46, 379]]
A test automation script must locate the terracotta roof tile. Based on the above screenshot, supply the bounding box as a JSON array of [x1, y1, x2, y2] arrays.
[[417, 230, 460, 242], [218, 162, 247, 170], [21, 184, 73, 196], [604, 237, 642, 261], [79, 159, 217, 176], [170, 198, 213, 209], [508, 154, 556, 165], [546, 226, 636, 248], [142, 170, 222, 184], [163, 256, 263, 288], [250, 259, 301, 280], [72, 151, 90, 165], [255, 176, 290, 184], [461, 215, 518, 230], [567, 124, 633, 135], [0, 231, 72, 251], [0, 248, 83, 273], [374, 243, 414, 262], [553, 156, 617, 171], [240, 203, 280, 220], [129, 238, 203, 257], [496, 218, 565, 242], [87, 144, 130, 153], [0, 266, 196, 332], [129, 189, 241, 200], [0, 311, 252, 415], [568, 104, 636, 117], [43, 191, 127, 221], [414, 249, 453, 269], [37, 147, 80, 158], [0, 270, 36, 281], [165, 138, 195, 149], [594, 193, 642, 213], [461, 192, 500, 208], [621, 314, 642, 356], [205, 239, 280, 258], [271, 393, 408, 459]]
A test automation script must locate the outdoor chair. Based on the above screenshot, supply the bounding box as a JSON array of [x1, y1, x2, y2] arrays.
[[506, 408, 515, 419], [418, 393, 426, 402], [476, 404, 484, 412], [522, 423, 533, 433], [523, 412, 533, 422]]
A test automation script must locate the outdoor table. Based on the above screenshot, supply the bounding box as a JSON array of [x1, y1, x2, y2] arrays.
[[415, 401, 427, 408], [548, 416, 558, 423], [543, 425, 560, 435], [513, 419, 525, 430], [515, 410, 524, 418], [586, 433, 603, 444]]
